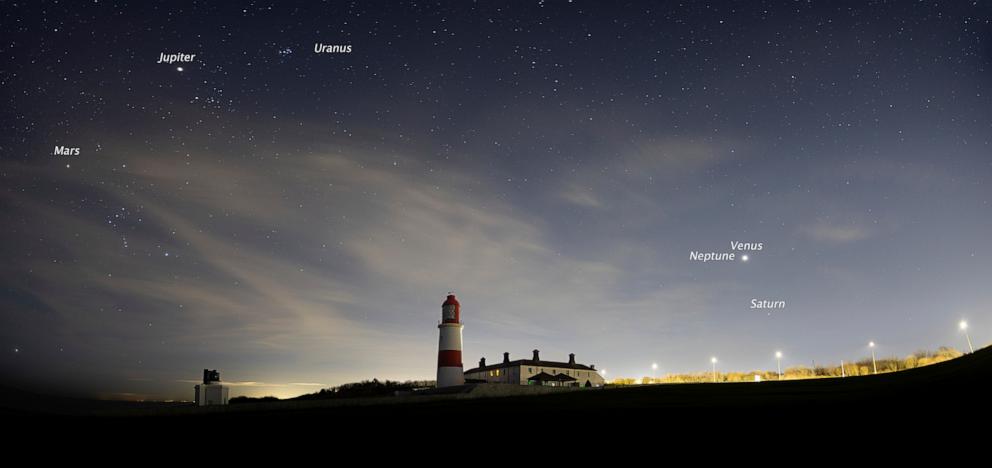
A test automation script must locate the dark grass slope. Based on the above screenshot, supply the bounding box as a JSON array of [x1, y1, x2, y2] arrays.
[[245, 345, 992, 420], [3, 345, 990, 424]]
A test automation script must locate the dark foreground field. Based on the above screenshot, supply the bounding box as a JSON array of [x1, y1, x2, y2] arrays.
[[4, 345, 990, 430]]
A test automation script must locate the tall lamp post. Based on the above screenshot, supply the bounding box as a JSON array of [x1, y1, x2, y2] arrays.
[[710, 357, 718, 383], [651, 362, 658, 383], [775, 351, 783, 380], [869, 341, 877, 374], [960, 321, 974, 353]]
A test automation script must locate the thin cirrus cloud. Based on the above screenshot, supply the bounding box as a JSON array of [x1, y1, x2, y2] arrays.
[[558, 183, 605, 208], [800, 223, 874, 243], [175, 380, 326, 388], [1, 132, 725, 399]]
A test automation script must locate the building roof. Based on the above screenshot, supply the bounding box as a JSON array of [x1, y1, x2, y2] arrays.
[[528, 372, 577, 382], [464, 359, 597, 374]]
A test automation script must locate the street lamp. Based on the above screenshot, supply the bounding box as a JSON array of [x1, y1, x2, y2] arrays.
[[651, 362, 658, 383], [710, 357, 718, 382], [960, 321, 974, 353], [775, 351, 783, 379], [869, 341, 877, 374]]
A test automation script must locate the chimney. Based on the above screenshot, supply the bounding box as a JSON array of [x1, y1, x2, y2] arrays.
[[503, 352, 510, 364], [590, 364, 596, 370], [569, 353, 575, 365], [479, 357, 486, 368], [532, 349, 540, 361]]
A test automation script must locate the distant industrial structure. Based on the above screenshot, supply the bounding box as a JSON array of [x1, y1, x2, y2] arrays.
[[434, 293, 604, 388], [464, 350, 605, 387], [194, 369, 229, 406]]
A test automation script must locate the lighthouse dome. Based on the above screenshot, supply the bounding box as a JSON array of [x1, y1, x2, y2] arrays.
[[442, 293, 460, 323]]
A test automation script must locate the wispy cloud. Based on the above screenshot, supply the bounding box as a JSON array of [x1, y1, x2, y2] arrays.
[[0, 130, 745, 398], [800, 223, 873, 243], [558, 183, 604, 208], [176, 379, 326, 388]]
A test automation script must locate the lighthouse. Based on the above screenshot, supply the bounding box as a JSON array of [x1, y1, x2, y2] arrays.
[[436, 293, 465, 388]]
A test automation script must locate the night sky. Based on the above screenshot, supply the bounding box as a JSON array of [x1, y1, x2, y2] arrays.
[[2, 1, 991, 400]]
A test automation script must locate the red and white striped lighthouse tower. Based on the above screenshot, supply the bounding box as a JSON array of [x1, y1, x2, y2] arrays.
[[436, 292, 465, 388]]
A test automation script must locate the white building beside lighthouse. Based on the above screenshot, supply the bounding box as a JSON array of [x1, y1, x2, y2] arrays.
[[436, 293, 465, 388], [464, 350, 606, 387]]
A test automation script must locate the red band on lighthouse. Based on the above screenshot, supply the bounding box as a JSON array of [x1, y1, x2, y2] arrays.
[[437, 349, 462, 367]]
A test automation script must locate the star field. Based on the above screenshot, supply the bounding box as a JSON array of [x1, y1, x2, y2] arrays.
[[1, 1, 991, 400]]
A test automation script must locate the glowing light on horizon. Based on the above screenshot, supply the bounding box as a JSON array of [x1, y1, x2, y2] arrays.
[[869, 341, 877, 374], [960, 320, 974, 353]]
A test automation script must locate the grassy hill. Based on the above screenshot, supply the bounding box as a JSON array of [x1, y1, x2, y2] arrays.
[[3, 344, 989, 422]]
